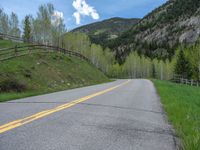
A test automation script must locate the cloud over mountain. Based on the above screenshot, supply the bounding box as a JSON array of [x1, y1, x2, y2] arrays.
[[72, 0, 100, 24]]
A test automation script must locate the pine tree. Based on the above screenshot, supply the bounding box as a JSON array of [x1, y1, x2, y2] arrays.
[[23, 16, 31, 42], [174, 49, 192, 78]]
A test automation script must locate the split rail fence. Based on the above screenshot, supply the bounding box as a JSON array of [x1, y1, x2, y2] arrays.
[[172, 74, 199, 87], [0, 33, 90, 62]]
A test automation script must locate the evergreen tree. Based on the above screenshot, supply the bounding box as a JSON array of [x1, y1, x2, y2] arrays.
[[23, 16, 31, 42], [174, 49, 192, 78]]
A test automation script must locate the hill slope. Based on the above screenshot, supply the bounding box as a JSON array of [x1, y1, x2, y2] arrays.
[[109, 0, 200, 63], [72, 17, 140, 47], [0, 40, 109, 101]]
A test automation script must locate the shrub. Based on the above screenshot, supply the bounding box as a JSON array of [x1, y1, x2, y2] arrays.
[[0, 78, 27, 92]]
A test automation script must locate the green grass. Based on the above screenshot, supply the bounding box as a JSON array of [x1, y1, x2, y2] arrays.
[[153, 80, 200, 150], [0, 39, 27, 48], [0, 52, 110, 102], [0, 39, 32, 60]]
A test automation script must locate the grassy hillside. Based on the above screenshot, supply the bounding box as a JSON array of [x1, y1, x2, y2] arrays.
[[72, 17, 140, 48], [0, 52, 109, 102], [0, 39, 27, 48], [153, 80, 200, 150]]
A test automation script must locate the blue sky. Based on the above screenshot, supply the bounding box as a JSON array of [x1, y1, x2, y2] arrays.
[[0, 0, 167, 30]]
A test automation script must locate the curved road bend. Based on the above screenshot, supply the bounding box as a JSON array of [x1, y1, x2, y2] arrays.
[[0, 79, 177, 150]]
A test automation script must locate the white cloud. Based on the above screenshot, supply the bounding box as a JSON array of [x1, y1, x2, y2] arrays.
[[72, 0, 100, 25], [73, 12, 81, 25], [53, 11, 64, 19], [51, 10, 64, 26]]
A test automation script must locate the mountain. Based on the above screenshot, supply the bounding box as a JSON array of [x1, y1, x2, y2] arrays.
[[72, 17, 140, 47], [108, 0, 200, 63]]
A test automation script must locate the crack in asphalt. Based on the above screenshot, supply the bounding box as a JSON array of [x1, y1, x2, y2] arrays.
[[79, 103, 164, 114], [3, 101, 164, 114], [81, 123, 177, 137]]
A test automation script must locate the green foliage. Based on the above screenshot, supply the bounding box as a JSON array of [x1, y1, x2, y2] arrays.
[[152, 64, 156, 78], [116, 44, 199, 81], [109, 51, 174, 80], [108, 0, 200, 64], [72, 17, 140, 47], [175, 49, 192, 78], [62, 32, 115, 75], [1, 3, 66, 45], [0, 77, 26, 92], [157, 0, 200, 23], [9, 12, 21, 36], [0, 39, 26, 48], [30, 3, 66, 45], [0, 8, 9, 34], [109, 43, 199, 81], [0, 9, 20, 36], [184, 45, 200, 80], [23, 16, 31, 42], [153, 80, 200, 150]]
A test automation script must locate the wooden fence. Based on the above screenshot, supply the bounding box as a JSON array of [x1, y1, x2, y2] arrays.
[[0, 33, 90, 62], [172, 74, 199, 87], [0, 44, 90, 62]]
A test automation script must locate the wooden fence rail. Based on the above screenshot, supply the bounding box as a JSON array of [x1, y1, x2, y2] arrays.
[[172, 74, 199, 87]]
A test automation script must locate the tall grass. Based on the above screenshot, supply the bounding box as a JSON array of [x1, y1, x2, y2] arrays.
[[153, 80, 200, 150]]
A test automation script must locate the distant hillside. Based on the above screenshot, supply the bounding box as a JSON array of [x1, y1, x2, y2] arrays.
[[108, 0, 200, 63], [72, 17, 140, 47]]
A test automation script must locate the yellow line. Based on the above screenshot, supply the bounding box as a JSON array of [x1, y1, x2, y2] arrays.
[[0, 80, 130, 134]]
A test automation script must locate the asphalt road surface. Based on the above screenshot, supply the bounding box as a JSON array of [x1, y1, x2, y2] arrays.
[[0, 79, 177, 150]]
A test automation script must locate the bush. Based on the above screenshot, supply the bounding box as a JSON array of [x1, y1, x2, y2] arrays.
[[0, 78, 27, 92], [22, 69, 32, 78]]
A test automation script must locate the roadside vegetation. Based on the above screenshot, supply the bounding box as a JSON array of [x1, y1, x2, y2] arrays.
[[153, 80, 200, 150], [0, 52, 109, 102], [0, 39, 27, 48]]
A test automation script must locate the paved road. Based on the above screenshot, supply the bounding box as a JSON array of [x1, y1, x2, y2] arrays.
[[0, 79, 177, 150]]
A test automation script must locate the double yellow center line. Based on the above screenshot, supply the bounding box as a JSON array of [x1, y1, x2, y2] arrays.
[[0, 80, 130, 134]]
